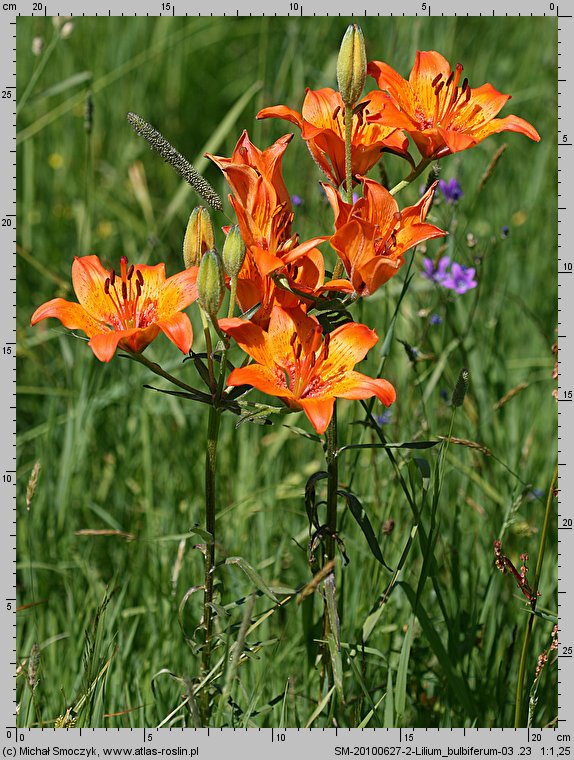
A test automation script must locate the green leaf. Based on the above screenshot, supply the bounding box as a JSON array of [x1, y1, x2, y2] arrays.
[[379, 272, 414, 361], [33, 71, 93, 102], [338, 440, 439, 454], [347, 650, 382, 723], [327, 633, 344, 704], [283, 425, 322, 443], [225, 557, 279, 603], [413, 457, 431, 480], [339, 489, 392, 570], [394, 613, 414, 721], [357, 694, 385, 729], [142, 384, 211, 404], [384, 666, 395, 727], [399, 581, 477, 718], [153, 527, 213, 543], [304, 685, 336, 728], [305, 471, 328, 530]]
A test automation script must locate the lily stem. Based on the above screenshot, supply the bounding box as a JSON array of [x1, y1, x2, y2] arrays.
[[228, 276, 238, 320], [322, 404, 339, 671], [344, 104, 353, 202], [199, 400, 221, 726], [513, 465, 557, 727], [325, 405, 339, 562], [332, 104, 355, 281], [199, 308, 216, 392]]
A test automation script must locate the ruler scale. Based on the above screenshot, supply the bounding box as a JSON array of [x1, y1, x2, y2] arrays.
[[4, 0, 569, 753]]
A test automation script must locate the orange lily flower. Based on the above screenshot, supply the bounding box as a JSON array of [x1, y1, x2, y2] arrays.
[[31, 254, 198, 362], [235, 244, 325, 327], [219, 306, 396, 434], [207, 130, 327, 278], [368, 51, 540, 158], [257, 87, 409, 187], [321, 178, 446, 297]]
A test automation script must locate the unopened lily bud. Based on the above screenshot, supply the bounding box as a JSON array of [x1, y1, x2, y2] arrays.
[[183, 206, 215, 269], [197, 249, 225, 318], [221, 225, 246, 278], [337, 24, 367, 107]]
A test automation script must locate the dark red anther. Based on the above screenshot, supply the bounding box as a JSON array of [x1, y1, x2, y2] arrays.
[[136, 270, 144, 286], [136, 281, 142, 297], [461, 77, 469, 93], [465, 87, 472, 102], [434, 81, 444, 97], [445, 71, 454, 88], [121, 282, 128, 300], [110, 269, 116, 286], [292, 266, 299, 280], [127, 264, 135, 280], [431, 73, 442, 87], [332, 105, 341, 121], [290, 333, 297, 347], [323, 332, 330, 361], [104, 278, 110, 295], [295, 344, 302, 360], [391, 231, 397, 247]]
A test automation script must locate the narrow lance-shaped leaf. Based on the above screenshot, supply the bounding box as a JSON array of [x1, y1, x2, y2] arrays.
[[339, 489, 392, 571], [225, 557, 278, 603], [305, 471, 329, 531]]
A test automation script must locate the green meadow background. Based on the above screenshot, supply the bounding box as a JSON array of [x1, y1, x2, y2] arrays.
[[17, 16, 557, 727]]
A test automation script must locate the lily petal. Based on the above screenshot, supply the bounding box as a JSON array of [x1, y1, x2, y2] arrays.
[[218, 318, 271, 366], [472, 114, 541, 143], [31, 298, 106, 338], [298, 397, 335, 434], [89, 325, 160, 362], [157, 266, 199, 318], [257, 104, 304, 130], [226, 364, 292, 399], [335, 371, 396, 405], [321, 322, 379, 377], [71, 255, 117, 321], [157, 312, 194, 354]]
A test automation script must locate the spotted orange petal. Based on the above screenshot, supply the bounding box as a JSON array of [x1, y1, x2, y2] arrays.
[[226, 364, 293, 401], [31, 298, 107, 338], [157, 267, 199, 318], [218, 318, 271, 367], [320, 322, 379, 378], [331, 371, 396, 405], [156, 312, 193, 354], [297, 397, 335, 435]]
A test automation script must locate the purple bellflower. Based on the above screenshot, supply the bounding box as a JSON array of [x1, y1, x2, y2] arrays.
[[439, 178, 463, 204]]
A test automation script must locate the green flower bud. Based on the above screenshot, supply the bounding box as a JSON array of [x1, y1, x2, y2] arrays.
[[337, 24, 367, 107], [221, 225, 246, 278], [197, 249, 225, 318], [183, 206, 215, 269]]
